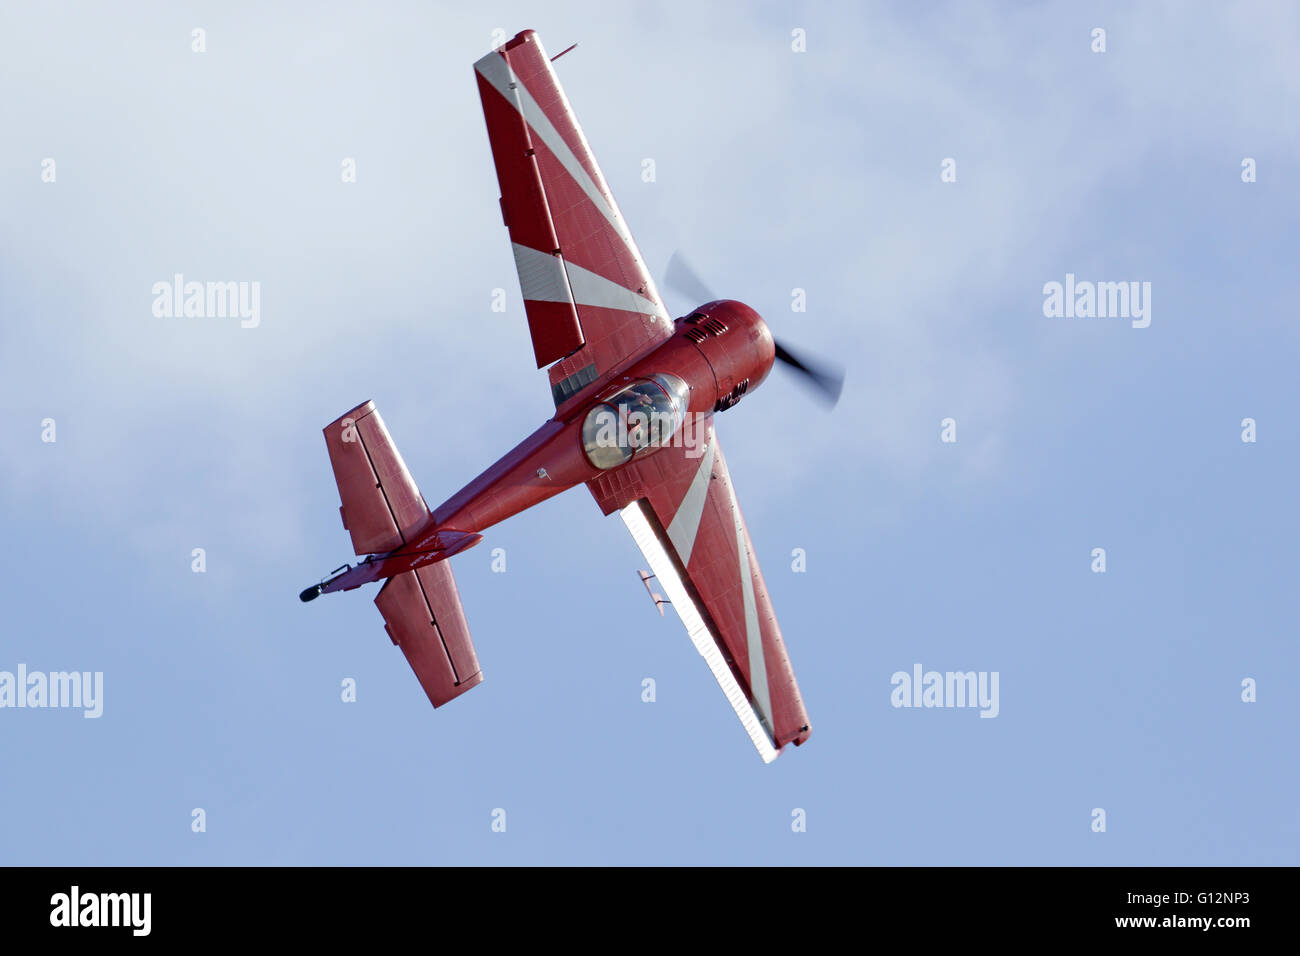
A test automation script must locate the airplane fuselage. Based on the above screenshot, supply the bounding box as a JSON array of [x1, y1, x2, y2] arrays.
[[430, 298, 774, 534], [318, 299, 774, 595]]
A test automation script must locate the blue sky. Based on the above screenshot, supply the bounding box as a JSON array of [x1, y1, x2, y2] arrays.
[[1, 0, 1296, 864]]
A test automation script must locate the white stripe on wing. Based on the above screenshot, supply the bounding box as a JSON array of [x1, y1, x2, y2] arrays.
[[620, 501, 779, 763], [474, 48, 668, 323], [664, 438, 717, 566]]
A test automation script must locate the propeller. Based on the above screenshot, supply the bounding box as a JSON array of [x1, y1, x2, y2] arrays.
[[773, 341, 844, 406], [664, 252, 717, 307], [663, 252, 844, 407]]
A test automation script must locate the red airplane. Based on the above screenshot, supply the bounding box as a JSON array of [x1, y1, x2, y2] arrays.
[[300, 29, 842, 762]]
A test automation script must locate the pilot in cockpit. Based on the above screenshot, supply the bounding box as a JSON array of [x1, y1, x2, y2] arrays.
[[622, 387, 659, 446]]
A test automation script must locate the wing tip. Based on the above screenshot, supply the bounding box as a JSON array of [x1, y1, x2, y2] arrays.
[[474, 29, 540, 71]]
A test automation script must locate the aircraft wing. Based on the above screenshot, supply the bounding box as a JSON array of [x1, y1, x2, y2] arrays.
[[474, 30, 675, 409], [589, 419, 812, 762]]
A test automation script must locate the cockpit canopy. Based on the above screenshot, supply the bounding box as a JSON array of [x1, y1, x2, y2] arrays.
[[581, 373, 690, 470]]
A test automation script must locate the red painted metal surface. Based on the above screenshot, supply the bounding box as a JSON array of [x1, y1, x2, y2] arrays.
[[475, 29, 673, 400], [323, 401, 428, 555], [585, 416, 810, 748], [304, 30, 815, 762], [624, 420, 811, 749], [376, 561, 483, 707]]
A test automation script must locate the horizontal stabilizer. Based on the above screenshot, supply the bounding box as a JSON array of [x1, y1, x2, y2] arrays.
[[324, 401, 429, 555], [375, 560, 483, 708]]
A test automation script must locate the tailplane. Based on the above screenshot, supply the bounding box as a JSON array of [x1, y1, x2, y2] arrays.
[[324, 400, 429, 555], [376, 561, 483, 707], [306, 401, 485, 709]]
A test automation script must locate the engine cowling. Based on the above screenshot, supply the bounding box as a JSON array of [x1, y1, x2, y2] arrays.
[[678, 300, 775, 412]]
